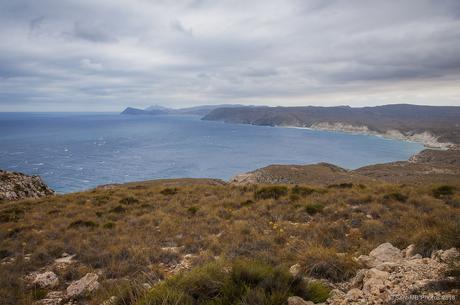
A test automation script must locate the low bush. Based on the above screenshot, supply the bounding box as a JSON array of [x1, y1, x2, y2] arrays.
[[305, 281, 330, 303], [383, 192, 408, 202], [187, 206, 199, 215], [240, 199, 254, 207], [160, 188, 178, 195], [138, 259, 321, 305], [254, 186, 288, 200], [305, 203, 324, 215], [413, 223, 460, 257], [432, 185, 455, 198], [119, 196, 140, 205], [68, 220, 98, 229], [110, 205, 126, 213], [291, 185, 316, 197], [328, 183, 353, 189], [103, 222, 115, 229], [300, 245, 359, 282]]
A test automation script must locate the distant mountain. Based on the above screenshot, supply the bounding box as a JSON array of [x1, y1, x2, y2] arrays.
[[121, 104, 245, 116], [144, 104, 171, 112], [202, 104, 460, 147], [121, 107, 169, 115]]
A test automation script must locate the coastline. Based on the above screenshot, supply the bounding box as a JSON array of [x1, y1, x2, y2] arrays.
[[275, 122, 453, 150]]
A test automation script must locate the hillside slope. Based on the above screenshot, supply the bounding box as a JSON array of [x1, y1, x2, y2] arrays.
[[203, 104, 460, 147], [231, 149, 460, 185], [1, 176, 459, 304]]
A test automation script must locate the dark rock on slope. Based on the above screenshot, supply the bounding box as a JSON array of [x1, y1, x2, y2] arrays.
[[0, 170, 54, 201]]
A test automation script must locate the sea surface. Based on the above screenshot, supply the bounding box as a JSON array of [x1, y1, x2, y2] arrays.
[[0, 112, 423, 193]]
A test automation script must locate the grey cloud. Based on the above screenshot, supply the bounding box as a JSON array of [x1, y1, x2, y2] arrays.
[[243, 68, 278, 78], [1, 0, 460, 111], [72, 21, 118, 43], [171, 20, 193, 36]]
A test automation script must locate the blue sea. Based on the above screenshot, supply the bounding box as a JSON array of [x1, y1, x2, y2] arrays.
[[0, 113, 423, 193]]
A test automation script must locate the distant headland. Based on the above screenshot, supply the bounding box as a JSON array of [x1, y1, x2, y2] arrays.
[[122, 104, 460, 149]]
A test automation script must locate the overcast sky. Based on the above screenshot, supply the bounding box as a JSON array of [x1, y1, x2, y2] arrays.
[[1, 0, 460, 111]]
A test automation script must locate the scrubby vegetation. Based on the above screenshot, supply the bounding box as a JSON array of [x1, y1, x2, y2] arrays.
[[138, 259, 329, 305], [0, 179, 459, 304]]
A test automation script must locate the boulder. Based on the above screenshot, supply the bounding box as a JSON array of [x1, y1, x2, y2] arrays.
[[369, 243, 402, 263], [401, 244, 416, 258], [362, 268, 389, 295], [431, 248, 459, 263], [66, 273, 100, 298], [31, 271, 59, 289], [356, 254, 377, 268], [345, 288, 364, 301], [287, 296, 314, 305], [36, 291, 64, 305]]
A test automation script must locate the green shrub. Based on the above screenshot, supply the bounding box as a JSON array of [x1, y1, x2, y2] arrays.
[[138, 260, 312, 305], [291, 186, 316, 197], [305, 281, 330, 303], [328, 183, 353, 189], [32, 288, 47, 300], [68, 220, 98, 229], [240, 199, 254, 207], [413, 223, 460, 257], [254, 186, 288, 200], [301, 245, 359, 282], [110, 205, 126, 213], [103, 222, 115, 229], [187, 206, 199, 215], [383, 192, 408, 202], [119, 196, 139, 205], [432, 185, 455, 198], [160, 188, 178, 196], [305, 203, 324, 215]]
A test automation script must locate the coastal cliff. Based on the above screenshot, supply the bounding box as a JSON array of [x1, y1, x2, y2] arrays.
[[0, 170, 54, 201], [202, 104, 460, 148]]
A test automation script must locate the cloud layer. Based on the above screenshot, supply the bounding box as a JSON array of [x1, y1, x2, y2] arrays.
[[1, 0, 460, 111]]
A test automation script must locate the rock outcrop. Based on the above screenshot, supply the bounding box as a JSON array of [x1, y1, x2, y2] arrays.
[[27, 271, 59, 289], [0, 170, 54, 201], [326, 243, 459, 305], [66, 273, 100, 298]]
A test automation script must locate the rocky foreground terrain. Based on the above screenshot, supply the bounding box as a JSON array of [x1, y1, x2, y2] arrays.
[[0, 170, 54, 201], [1, 174, 459, 304]]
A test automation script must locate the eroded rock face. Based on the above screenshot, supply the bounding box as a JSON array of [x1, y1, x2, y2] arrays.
[[66, 273, 100, 298], [0, 170, 54, 201]]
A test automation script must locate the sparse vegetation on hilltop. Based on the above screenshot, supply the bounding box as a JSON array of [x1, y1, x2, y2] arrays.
[[0, 178, 459, 304]]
